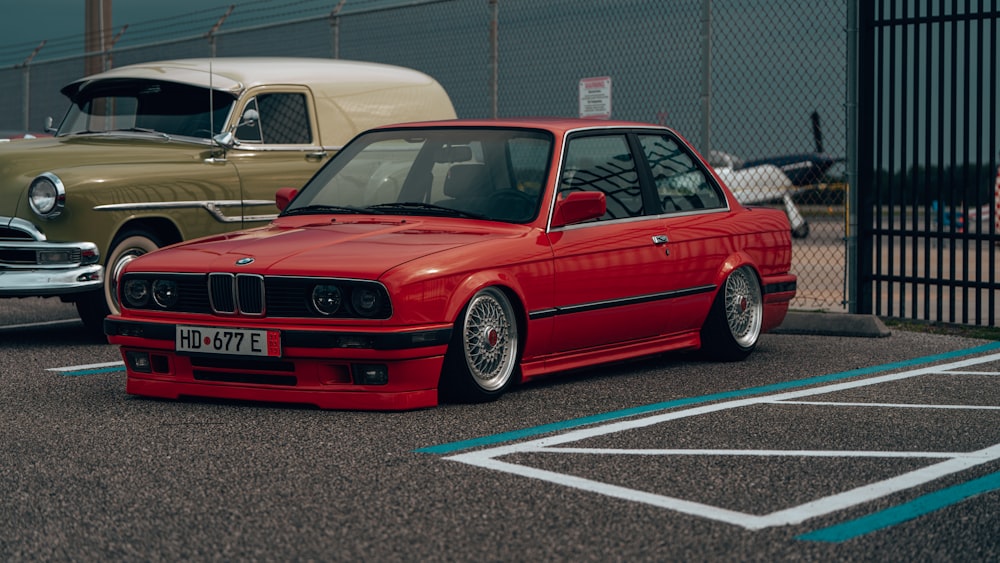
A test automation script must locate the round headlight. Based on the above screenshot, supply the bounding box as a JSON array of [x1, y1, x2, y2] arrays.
[[152, 279, 179, 308], [28, 173, 66, 219], [311, 284, 342, 315], [123, 279, 150, 308], [351, 287, 381, 318]]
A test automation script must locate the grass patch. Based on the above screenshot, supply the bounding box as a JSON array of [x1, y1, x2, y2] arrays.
[[881, 317, 1000, 341]]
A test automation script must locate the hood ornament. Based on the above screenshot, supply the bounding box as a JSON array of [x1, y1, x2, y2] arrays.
[[235, 257, 255, 266]]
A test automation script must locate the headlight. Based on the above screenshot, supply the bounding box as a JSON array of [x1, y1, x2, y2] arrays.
[[152, 279, 179, 308], [28, 173, 66, 219], [123, 279, 150, 308], [351, 287, 381, 318], [311, 284, 342, 315]]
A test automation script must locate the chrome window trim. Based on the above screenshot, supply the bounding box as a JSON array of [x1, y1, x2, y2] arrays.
[[544, 126, 734, 234]]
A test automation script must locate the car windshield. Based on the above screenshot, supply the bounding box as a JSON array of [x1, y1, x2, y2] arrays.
[[284, 127, 553, 223], [57, 78, 235, 139]]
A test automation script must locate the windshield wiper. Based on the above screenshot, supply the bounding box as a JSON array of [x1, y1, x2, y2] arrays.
[[282, 204, 370, 216], [366, 202, 486, 219], [121, 127, 171, 140]]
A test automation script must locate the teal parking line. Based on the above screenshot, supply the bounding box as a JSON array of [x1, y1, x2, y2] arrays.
[[58, 366, 127, 376], [798, 470, 1000, 542], [414, 341, 1000, 454]]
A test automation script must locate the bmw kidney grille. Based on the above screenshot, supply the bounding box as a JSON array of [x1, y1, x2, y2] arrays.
[[208, 272, 265, 315]]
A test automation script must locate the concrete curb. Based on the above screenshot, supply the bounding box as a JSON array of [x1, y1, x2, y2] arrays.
[[773, 311, 891, 338]]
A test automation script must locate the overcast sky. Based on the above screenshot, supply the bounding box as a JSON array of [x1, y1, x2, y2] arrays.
[[0, 0, 216, 49]]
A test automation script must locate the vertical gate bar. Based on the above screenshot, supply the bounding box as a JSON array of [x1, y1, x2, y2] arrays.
[[911, 7, 922, 320], [893, 2, 916, 318], [887, 0, 897, 318], [873, 0, 885, 316], [989, 0, 997, 327], [922, 7, 933, 321], [936, 4, 946, 321], [948, 0, 958, 323], [974, 0, 984, 325], [899, 0, 909, 319], [961, 4, 971, 324]]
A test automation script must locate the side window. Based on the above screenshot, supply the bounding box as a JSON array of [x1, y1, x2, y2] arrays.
[[560, 135, 642, 220], [639, 134, 724, 213], [236, 93, 312, 145]]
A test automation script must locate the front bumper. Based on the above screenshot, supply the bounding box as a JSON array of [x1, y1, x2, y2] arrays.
[[0, 217, 103, 296], [105, 317, 453, 411]]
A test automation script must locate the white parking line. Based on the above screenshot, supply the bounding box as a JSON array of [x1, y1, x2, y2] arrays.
[[48, 361, 125, 372], [445, 352, 1000, 530], [775, 400, 1000, 410]]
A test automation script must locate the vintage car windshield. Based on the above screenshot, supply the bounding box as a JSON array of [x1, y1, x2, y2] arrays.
[[285, 127, 553, 223], [57, 78, 235, 139]]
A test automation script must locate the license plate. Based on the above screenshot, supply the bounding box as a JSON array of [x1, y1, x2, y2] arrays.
[[176, 325, 281, 357]]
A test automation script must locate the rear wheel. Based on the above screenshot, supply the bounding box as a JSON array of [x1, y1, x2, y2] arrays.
[[440, 287, 520, 403], [700, 265, 763, 361], [76, 230, 162, 333]]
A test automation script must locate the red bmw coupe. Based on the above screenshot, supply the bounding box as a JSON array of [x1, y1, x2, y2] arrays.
[[105, 118, 796, 410]]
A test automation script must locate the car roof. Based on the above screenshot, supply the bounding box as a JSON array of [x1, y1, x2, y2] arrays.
[[61, 57, 457, 147], [61, 57, 445, 98], [372, 117, 673, 135]]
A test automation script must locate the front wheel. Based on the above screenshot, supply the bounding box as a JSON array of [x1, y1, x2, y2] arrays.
[[440, 287, 520, 403], [76, 231, 162, 332], [699, 265, 763, 361]]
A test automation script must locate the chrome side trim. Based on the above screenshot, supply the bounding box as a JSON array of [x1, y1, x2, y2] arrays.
[[94, 200, 278, 223]]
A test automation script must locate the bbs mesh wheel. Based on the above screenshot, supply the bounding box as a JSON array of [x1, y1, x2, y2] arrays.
[[441, 287, 520, 402]]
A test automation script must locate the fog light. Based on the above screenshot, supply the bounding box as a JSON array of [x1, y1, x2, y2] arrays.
[[125, 350, 152, 373], [339, 335, 374, 349], [352, 364, 388, 385]]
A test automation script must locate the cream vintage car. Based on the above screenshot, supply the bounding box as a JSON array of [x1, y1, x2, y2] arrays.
[[0, 57, 456, 331]]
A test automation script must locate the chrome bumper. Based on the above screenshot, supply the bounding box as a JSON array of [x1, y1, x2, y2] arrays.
[[0, 263, 104, 296], [0, 218, 103, 296]]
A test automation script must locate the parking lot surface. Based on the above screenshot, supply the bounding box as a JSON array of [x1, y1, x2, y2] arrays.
[[1, 297, 998, 561]]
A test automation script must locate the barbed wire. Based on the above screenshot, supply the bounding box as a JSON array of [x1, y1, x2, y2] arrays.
[[0, 0, 429, 67]]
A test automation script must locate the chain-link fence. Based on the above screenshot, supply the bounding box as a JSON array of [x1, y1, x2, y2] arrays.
[[0, 0, 849, 312]]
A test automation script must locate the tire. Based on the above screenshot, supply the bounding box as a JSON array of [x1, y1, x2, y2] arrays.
[[76, 231, 162, 333], [440, 287, 520, 403], [699, 265, 763, 361]]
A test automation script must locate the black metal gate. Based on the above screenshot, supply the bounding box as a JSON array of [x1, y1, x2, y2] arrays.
[[857, 0, 999, 326]]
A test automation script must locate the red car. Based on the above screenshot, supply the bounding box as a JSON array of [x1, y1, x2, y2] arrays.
[[105, 118, 796, 410]]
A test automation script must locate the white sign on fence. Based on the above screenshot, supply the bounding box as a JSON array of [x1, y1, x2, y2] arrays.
[[578, 76, 611, 119]]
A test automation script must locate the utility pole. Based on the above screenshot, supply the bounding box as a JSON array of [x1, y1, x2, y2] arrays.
[[84, 0, 112, 75]]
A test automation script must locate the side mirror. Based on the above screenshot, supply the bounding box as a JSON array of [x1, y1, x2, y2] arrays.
[[240, 108, 260, 128], [550, 191, 606, 228], [212, 131, 236, 149], [275, 187, 298, 212]]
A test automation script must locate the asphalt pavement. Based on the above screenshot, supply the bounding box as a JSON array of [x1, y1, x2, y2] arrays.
[[1, 298, 998, 561]]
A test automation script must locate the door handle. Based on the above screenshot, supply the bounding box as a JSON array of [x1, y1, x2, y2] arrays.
[[651, 234, 670, 255], [306, 151, 327, 161]]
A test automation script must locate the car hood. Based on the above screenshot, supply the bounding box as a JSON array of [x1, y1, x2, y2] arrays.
[[0, 135, 211, 180], [128, 216, 530, 279]]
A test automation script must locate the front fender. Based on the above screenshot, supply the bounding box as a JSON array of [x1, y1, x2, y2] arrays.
[[23, 160, 243, 258]]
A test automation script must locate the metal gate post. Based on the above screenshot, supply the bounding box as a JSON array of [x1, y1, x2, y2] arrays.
[[854, 0, 875, 315]]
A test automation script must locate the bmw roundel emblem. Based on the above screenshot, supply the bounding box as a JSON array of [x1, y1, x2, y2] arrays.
[[235, 257, 255, 266]]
